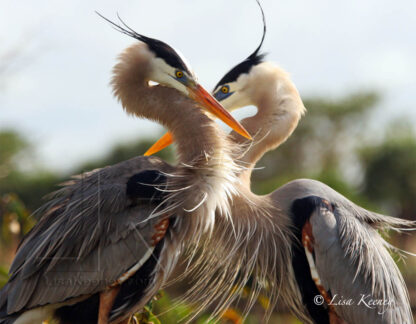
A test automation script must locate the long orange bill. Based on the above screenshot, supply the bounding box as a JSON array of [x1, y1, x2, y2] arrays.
[[189, 84, 251, 140], [144, 84, 251, 156], [144, 132, 173, 156]]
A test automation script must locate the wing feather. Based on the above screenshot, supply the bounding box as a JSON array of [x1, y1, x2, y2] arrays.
[[310, 201, 413, 324], [1, 156, 174, 315]]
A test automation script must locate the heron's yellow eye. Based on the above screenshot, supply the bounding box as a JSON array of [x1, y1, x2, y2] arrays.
[[176, 71, 184, 78], [221, 86, 229, 94]]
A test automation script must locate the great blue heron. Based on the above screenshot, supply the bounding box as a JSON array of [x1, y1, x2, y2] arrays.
[[207, 57, 415, 323], [147, 7, 415, 323], [206, 35, 415, 324], [0, 16, 251, 324]]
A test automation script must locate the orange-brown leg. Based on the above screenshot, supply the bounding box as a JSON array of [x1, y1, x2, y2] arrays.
[[100, 218, 169, 324], [98, 286, 121, 324], [151, 218, 170, 246]]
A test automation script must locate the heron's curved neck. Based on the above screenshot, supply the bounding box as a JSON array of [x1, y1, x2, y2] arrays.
[[230, 69, 304, 186], [112, 44, 226, 164]]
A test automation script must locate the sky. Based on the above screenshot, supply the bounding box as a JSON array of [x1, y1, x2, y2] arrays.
[[1, 0, 415, 172]]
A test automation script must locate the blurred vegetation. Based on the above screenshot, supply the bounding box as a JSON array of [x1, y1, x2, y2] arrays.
[[359, 121, 416, 220], [0, 91, 415, 322]]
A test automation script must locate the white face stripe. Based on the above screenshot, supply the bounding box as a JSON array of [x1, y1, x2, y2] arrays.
[[150, 57, 189, 96], [145, 44, 194, 87], [213, 79, 252, 112]]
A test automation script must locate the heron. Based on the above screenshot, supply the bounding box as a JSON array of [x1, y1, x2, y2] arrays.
[[147, 6, 415, 323], [206, 55, 415, 323], [0, 16, 251, 324]]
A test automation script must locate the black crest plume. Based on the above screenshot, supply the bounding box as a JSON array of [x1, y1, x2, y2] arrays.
[[249, 0, 266, 62], [214, 0, 267, 89], [96, 12, 191, 73]]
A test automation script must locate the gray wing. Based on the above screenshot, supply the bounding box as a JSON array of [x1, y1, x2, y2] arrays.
[[303, 197, 413, 323], [275, 179, 414, 324], [0, 156, 175, 314]]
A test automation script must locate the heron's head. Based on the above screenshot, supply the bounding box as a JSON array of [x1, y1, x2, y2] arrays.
[[99, 13, 251, 140], [212, 51, 267, 111], [131, 33, 197, 97], [212, 0, 267, 111]]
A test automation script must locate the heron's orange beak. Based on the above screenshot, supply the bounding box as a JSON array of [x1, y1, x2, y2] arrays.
[[189, 84, 251, 139], [144, 132, 174, 156], [144, 84, 251, 156]]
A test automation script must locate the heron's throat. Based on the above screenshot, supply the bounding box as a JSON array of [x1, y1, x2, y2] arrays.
[[168, 111, 239, 232], [230, 83, 304, 185]]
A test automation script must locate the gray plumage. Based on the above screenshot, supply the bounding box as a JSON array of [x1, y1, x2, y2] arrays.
[[0, 156, 172, 315], [273, 178, 414, 324], [184, 178, 414, 323]]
